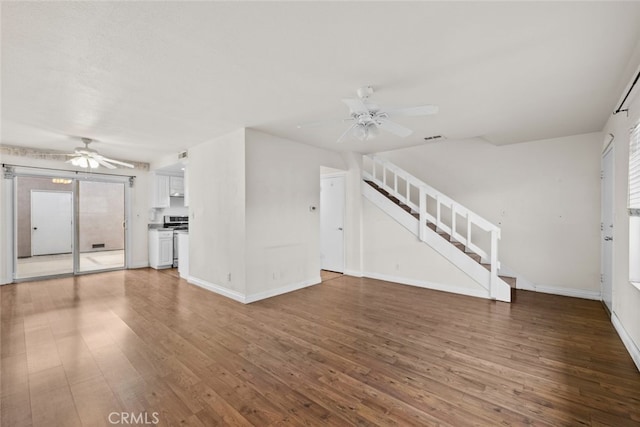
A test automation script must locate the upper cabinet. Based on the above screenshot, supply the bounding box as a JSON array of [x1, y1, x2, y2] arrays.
[[150, 173, 171, 208], [169, 176, 184, 197]]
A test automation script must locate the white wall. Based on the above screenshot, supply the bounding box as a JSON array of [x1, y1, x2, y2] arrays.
[[187, 129, 246, 296], [128, 172, 152, 269], [377, 133, 602, 294], [363, 198, 487, 296], [244, 129, 344, 299], [601, 83, 640, 369], [340, 152, 365, 276], [0, 153, 151, 281]]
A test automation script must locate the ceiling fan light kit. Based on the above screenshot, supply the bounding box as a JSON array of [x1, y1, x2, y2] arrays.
[[70, 156, 99, 168], [64, 138, 135, 169], [298, 86, 439, 143]]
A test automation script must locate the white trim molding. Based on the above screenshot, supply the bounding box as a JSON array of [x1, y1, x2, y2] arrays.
[[187, 275, 321, 304], [363, 271, 490, 300], [187, 276, 246, 303], [245, 277, 321, 304], [612, 312, 640, 372], [534, 285, 601, 300], [343, 269, 363, 277], [128, 262, 150, 269]]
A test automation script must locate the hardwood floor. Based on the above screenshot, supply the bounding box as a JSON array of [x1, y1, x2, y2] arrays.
[[2, 269, 639, 426]]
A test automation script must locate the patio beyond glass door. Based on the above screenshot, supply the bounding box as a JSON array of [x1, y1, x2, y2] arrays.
[[76, 180, 126, 273]]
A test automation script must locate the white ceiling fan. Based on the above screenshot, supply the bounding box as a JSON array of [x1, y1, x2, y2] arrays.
[[65, 138, 134, 169], [298, 86, 439, 143]]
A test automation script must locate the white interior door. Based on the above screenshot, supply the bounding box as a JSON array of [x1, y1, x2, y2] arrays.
[[31, 190, 73, 256], [601, 147, 614, 313], [320, 175, 345, 273]]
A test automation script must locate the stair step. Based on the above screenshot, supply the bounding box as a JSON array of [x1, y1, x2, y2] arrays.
[[500, 276, 517, 288], [452, 242, 465, 252], [426, 224, 452, 241], [467, 253, 481, 263]]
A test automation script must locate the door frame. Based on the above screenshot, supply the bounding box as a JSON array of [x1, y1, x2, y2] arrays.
[[320, 172, 346, 273], [601, 138, 615, 314], [6, 166, 132, 282], [74, 179, 129, 275]]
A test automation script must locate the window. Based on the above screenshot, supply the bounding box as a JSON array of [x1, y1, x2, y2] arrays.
[[629, 123, 640, 288]]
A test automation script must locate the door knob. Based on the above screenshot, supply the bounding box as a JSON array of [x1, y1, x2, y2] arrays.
[[33, 227, 38, 230], [338, 227, 343, 231]]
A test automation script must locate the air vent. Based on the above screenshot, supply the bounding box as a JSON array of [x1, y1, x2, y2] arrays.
[[424, 135, 445, 142], [92, 243, 105, 249], [178, 151, 188, 159]]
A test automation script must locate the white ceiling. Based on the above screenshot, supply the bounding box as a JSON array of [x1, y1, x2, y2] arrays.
[[2, 2, 640, 164]]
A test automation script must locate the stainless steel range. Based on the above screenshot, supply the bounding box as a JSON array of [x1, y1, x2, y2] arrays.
[[163, 216, 188, 267]]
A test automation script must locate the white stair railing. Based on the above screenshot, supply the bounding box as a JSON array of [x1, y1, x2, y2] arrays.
[[363, 155, 502, 299]]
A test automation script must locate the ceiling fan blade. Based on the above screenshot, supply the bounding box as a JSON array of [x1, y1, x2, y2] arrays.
[[297, 118, 354, 128], [342, 98, 370, 114], [95, 158, 117, 169], [336, 123, 357, 143], [385, 105, 439, 117], [99, 157, 134, 168], [376, 118, 413, 137]]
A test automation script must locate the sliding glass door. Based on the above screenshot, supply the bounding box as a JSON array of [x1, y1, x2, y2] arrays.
[[13, 171, 128, 280], [76, 180, 126, 273]]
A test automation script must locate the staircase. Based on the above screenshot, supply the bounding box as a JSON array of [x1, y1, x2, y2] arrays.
[[362, 155, 515, 302]]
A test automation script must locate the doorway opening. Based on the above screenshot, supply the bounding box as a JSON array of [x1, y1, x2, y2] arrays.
[[320, 168, 346, 279], [601, 140, 614, 314], [14, 173, 127, 280]]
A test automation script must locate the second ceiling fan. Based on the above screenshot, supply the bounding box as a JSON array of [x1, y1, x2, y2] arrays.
[[299, 86, 439, 143]]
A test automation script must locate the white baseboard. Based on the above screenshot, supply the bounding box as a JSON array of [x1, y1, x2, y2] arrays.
[[343, 269, 363, 277], [534, 285, 601, 300], [245, 277, 321, 303], [187, 275, 321, 304], [363, 271, 490, 300], [187, 276, 246, 303], [612, 312, 640, 372], [128, 262, 149, 269]]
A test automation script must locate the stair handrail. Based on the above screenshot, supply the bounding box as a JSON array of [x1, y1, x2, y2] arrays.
[[363, 154, 502, 299]]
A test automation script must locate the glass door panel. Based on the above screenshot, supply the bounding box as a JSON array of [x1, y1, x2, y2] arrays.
[[77, 180, 125, 273], [14, 176, 74, 279]]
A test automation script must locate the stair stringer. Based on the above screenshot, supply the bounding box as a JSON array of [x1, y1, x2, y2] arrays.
[[363, 182, 511, 302]]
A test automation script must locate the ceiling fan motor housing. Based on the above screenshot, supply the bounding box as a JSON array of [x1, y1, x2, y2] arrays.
[[357, 85, 374, 99]]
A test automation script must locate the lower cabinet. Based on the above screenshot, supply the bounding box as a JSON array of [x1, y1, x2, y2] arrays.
[[149, 229, 173, 269]]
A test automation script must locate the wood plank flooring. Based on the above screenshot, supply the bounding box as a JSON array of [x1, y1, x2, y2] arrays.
[[2, 269, 639, 426]]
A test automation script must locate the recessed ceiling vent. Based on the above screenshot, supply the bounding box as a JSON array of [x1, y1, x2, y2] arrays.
[[423, 135, 445, 142], [178, 151, 188, 159]]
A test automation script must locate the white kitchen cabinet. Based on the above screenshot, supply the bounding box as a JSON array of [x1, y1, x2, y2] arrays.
[[151, 174, 171, 208], [169, 176, 184, 197], [149, 229, 173, 269]]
